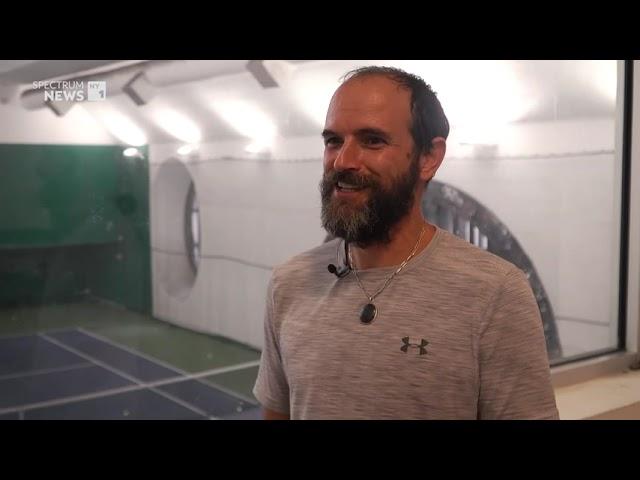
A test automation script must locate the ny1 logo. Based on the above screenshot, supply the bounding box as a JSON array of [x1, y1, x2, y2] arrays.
[[87, 81, 107, 101]]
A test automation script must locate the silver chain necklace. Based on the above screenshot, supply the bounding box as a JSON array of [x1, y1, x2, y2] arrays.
[[348, 224, 426, 324]]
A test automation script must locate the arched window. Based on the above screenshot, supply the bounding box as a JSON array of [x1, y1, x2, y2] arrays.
[[423, 180, 562, 360]]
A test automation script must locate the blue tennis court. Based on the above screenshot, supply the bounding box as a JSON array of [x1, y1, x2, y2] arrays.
[[0, 328, 261, 420]]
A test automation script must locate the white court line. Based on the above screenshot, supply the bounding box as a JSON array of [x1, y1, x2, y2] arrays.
[[0, 363, 93, 382], [199, 375, 259, 406], [77, 328, 184, 372], [36, 333, 211, 419], [76, 327, 260, 405], [0, 340, 260, 417], [0, 326, 87, 341]]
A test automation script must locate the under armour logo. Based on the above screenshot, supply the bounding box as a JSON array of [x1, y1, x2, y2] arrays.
[[401, 337, 428, 355]]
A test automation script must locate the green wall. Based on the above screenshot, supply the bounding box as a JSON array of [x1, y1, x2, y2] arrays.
[[0, 144, 151, 313]]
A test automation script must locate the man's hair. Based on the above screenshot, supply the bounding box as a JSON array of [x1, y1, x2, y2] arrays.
[[342, 66, 450, 155]]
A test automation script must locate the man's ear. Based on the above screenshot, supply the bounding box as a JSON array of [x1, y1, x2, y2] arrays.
[[419, 137, 447, 182]]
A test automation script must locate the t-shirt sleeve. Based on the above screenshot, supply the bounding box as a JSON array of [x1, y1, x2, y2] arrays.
[[478, 266, 559, 420], [252, 273, 290, 415]]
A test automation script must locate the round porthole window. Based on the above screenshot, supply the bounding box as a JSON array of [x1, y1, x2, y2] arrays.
[[185, 182, 201, 273], [152, 159, 198, 299]]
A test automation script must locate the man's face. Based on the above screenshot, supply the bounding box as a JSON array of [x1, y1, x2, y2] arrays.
[[320, 75, 421, 247]]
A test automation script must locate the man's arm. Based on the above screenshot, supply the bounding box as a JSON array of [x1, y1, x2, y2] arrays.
[[263, 408, 290, 420], [253, 274, 292, 418], [478, 266, 559, 420]]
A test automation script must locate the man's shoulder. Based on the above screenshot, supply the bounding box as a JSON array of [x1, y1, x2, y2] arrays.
[[427, 229, 536, 325], [432, 228, 522, 284], [271, 239, 339, 286]]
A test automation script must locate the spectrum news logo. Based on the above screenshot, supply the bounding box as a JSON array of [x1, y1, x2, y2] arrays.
[[33, 80, 107, 102]]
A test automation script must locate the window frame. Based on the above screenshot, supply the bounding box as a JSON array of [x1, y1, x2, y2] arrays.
[[551, 59, 640, 386]]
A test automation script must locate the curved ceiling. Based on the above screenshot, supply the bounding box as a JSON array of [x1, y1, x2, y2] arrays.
[[0, 60, 620, 145]]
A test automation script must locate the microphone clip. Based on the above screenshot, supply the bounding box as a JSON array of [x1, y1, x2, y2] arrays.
[[328, 239, 351, 278], [328, 263, 351, 278]]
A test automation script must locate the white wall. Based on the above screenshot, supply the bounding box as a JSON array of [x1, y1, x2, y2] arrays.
[[149, 141, 327, 348], [149, 116, 621, 353], [443, 119, 619, 357]]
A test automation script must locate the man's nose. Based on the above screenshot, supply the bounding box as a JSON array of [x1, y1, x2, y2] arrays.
[[332, 138, 363, 171]]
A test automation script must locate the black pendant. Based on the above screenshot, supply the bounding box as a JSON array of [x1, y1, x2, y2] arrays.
[[360, 303, 377, 324]]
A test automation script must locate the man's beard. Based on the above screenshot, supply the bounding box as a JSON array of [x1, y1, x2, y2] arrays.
[[320, 157, 420, 248]]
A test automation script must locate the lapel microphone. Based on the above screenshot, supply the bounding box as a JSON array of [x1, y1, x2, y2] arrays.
[[328, 239, 351, 278], [328, 263, 351, 278]]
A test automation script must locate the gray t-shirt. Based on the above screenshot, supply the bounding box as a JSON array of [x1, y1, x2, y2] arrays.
[[253, 226, 559, 420]]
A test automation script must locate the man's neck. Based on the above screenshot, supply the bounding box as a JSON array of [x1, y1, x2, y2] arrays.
[[348, 207, 436, 270]]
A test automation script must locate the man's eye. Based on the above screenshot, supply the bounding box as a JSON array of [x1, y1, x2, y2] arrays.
[[324, 137, 342, 147], [363, 136, 386, 146]]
